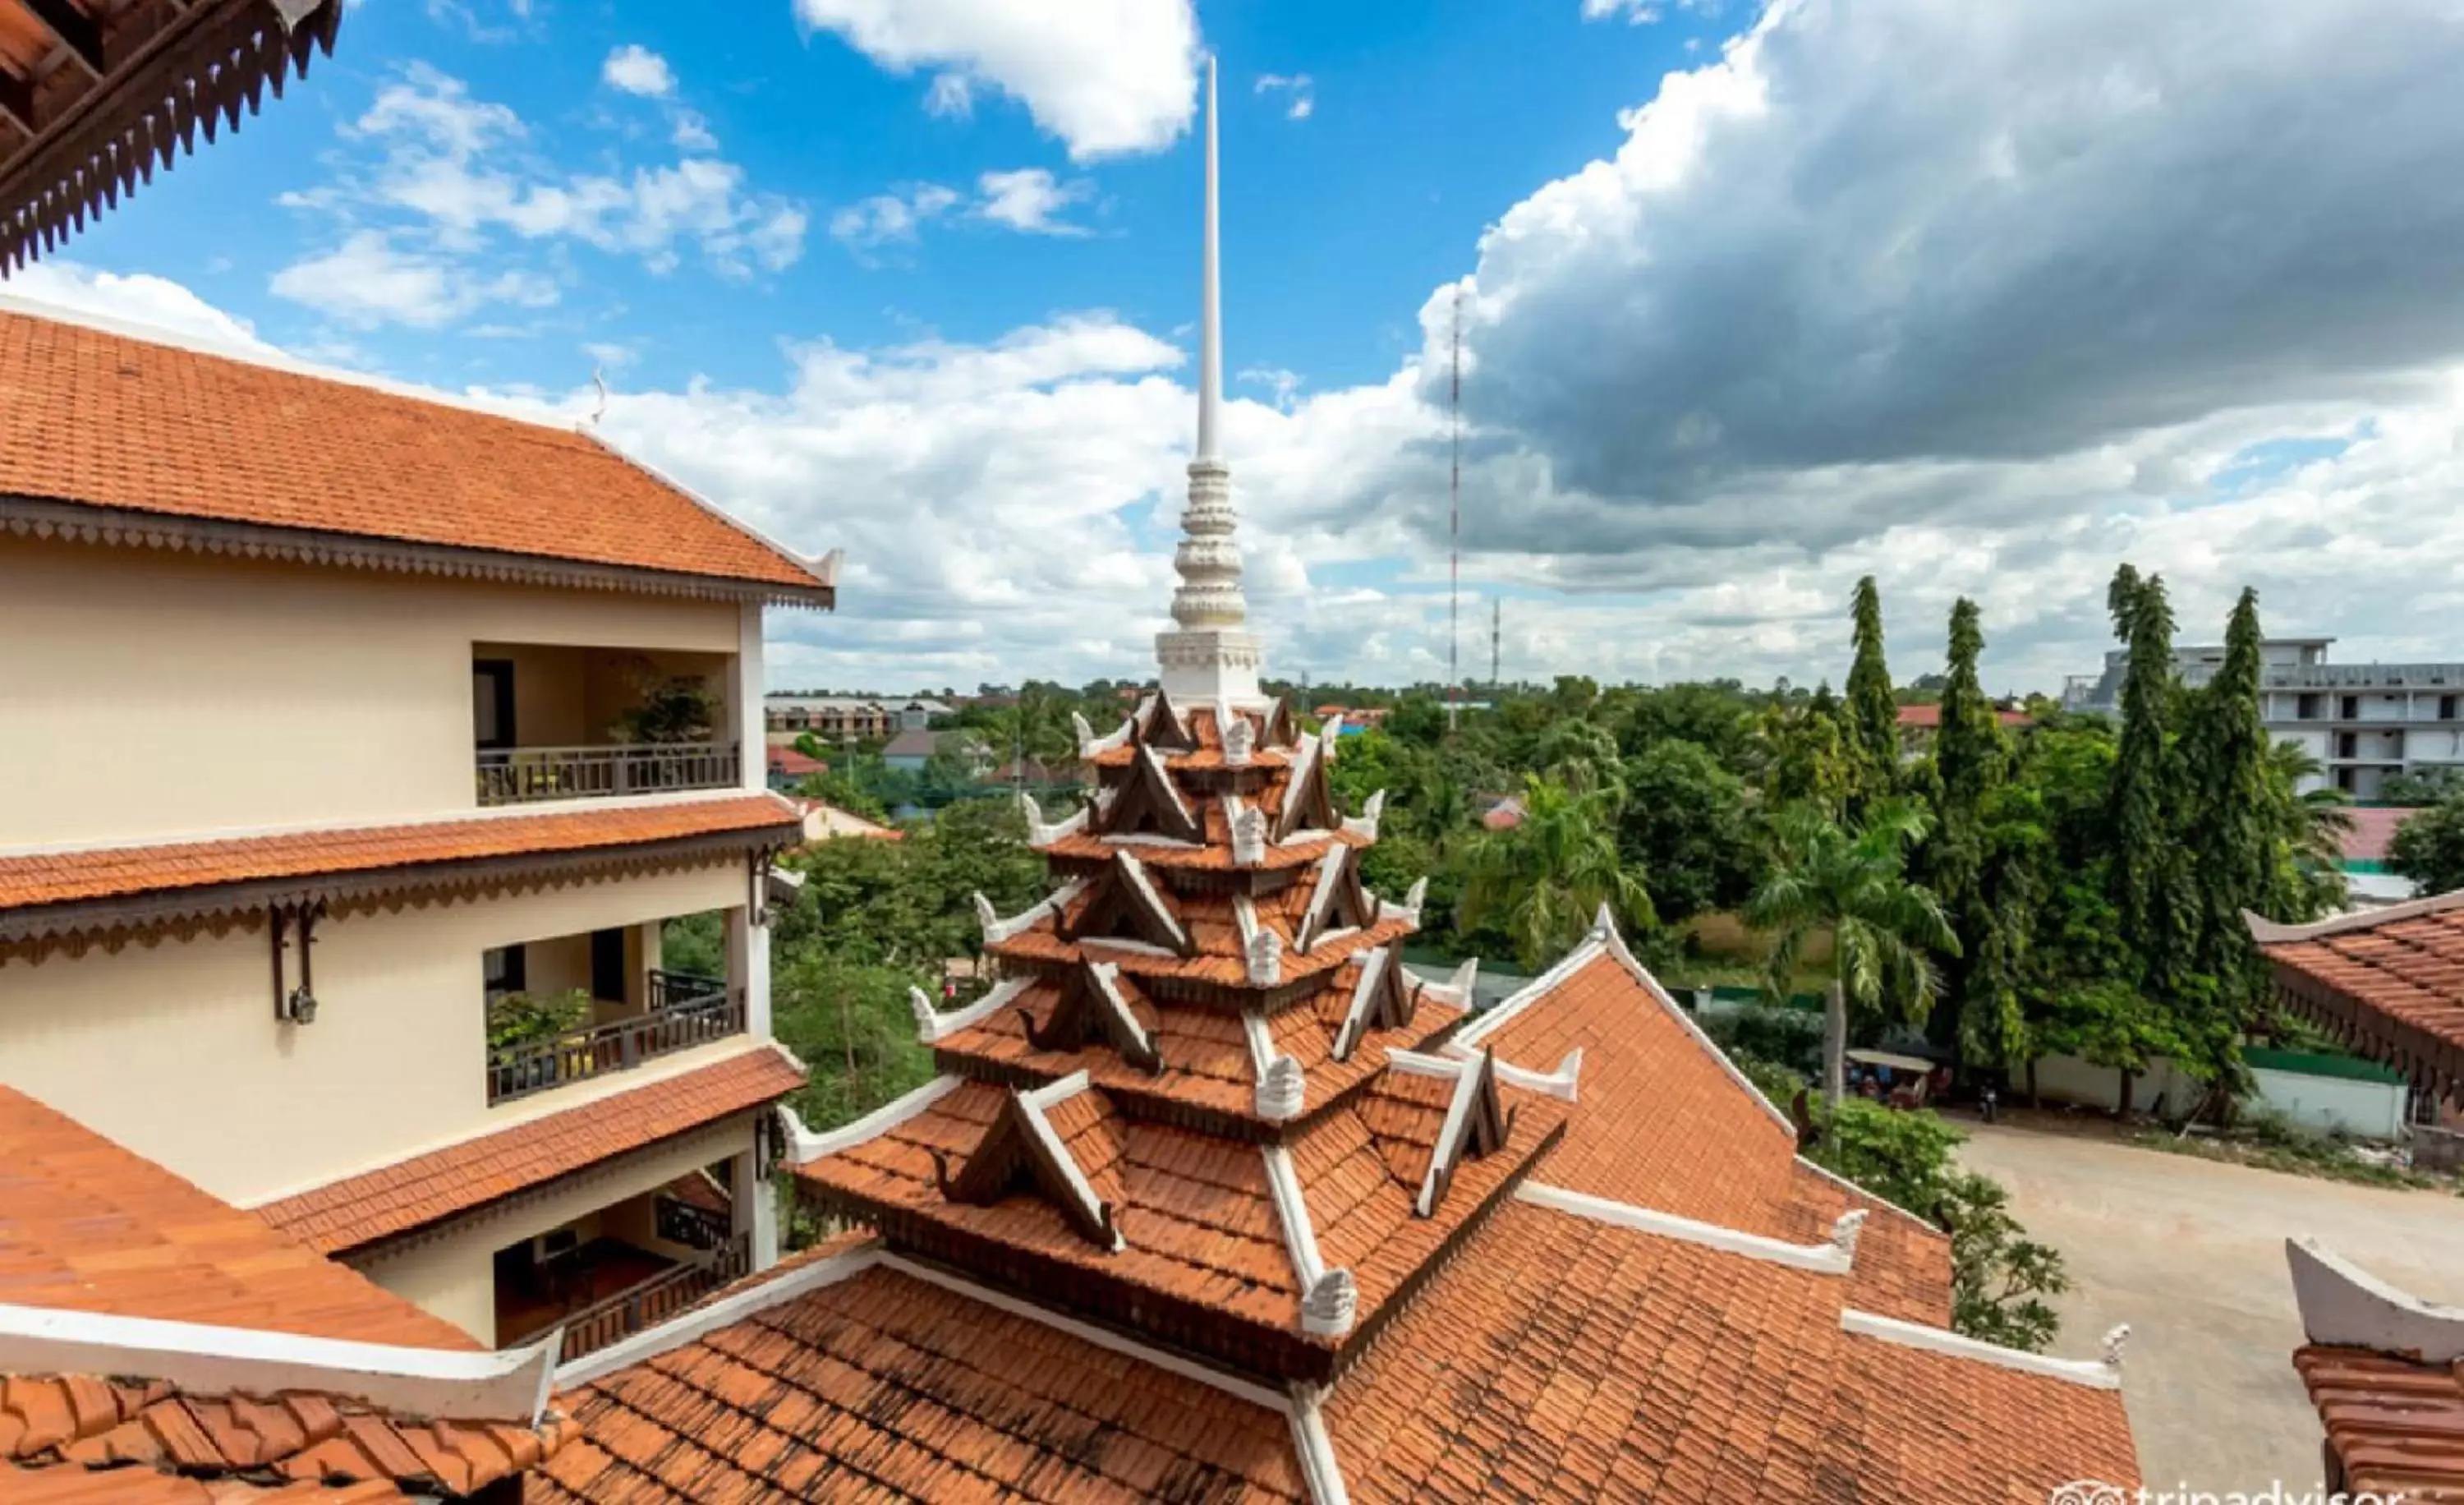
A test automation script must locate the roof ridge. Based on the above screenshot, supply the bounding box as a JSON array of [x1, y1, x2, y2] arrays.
[[1838, 1307, 2126, 1391], [2246, 890, 2464, 945], [1515, 1180, 1859, 1275]]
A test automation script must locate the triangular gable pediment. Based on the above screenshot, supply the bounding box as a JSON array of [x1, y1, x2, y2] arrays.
[[930, 1077, 1120, 1249], [1332, 944, 1422, 1061], [1273, 732, 1340, 842], [1020, 962, 1165, 1074], [1133, 688, 1198, 753], [1294, 845, 1376, 954], [1419, 1049, 1514, 1217], [1060, 852, 1194, 956], [1095, 744, 1203, 844]]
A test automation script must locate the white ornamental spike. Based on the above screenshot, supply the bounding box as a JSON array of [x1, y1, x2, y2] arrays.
[[1319, 715, 1345, 757], [1443, 955, 1479, 1006], [1246, 927, 1284, 987], [1019, 790, 1046, 839], [1231, 803, 1269, 868], [1402, 877, 1428, 923], [908, 987, 940, 1042], [1590, 900, 1619, 939], [1828, 1209, 1868, 1264], [1257, 1055, 1305, 1121], [1071, 710, 1096, 752], [1300, 1268, 1358, 1337], [1342, 788, 1386, 840], [2101, 1323, 2131, 1370], [972, 892, 1000, 938]]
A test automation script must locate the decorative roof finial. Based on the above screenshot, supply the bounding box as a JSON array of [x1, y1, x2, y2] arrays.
[[1156, 54, 1265, 706]]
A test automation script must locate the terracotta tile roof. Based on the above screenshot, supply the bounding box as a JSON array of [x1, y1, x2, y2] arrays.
[[0, 309, 827, 595], [0, 1087, 471, 1349], [0, 1377, 573, 1502], [0, 1466, 407, 1502], [2295, 1346, 2464, 1503], [1894, 702, 2033, 730], [257, 1048, 804, 1254], [2261, 897, 2464, 1094], [1325, 1197, 2134, 1503], [532, 1261, 1307, 1503], [0, 794, 803, 914], [2342, 806, 2425, 865], [1468, 946, 1955, 1322]]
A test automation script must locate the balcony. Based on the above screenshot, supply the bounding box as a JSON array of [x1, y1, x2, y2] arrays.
[[474, 642, 740, 807], [476, 743, 740, 806], [487, 968, 740, 1104], [493, 1178, 752, 1358]]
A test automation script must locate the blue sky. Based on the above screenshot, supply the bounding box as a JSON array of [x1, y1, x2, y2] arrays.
[[16, 0, 2464, 696]]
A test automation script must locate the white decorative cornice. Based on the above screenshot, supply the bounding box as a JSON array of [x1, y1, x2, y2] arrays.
[[783, 1077, 963, 1163], [975, 877, 1088, 946], [1019, 792, 1089, 849], [1839, 1308, 2126, 1390], [909, 976, 1032, 1045], [2287, 1237, 2464, 1362], [1492, 1047, 1582, 1102], [1516, 1182, 1854, 1274], [1420, 956, 1480, 1009], [0, 1303, 561, 1425], [1073, 711, 1133, 760]]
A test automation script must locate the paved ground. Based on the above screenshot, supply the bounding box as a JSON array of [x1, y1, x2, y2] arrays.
[[1954, 1122, 2464, 1495]]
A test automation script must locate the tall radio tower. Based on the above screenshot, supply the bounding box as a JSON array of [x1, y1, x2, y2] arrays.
[[1447, 288, 1464, 725], [1491, 596, 1501, 690]]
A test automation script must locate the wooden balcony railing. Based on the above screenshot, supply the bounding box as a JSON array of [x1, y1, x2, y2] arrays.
[[555, 1233, 752, 1364], [476, 742, 740, 806], [486, 973, 739, 1105]]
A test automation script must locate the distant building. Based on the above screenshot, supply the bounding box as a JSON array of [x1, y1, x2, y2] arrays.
[[2339, 807, 2424, 907], [2065, 637, 2464, 799], [765, 744, 828, 789], [1893, 702, 2033, 733], [764, 695, 950, 741]]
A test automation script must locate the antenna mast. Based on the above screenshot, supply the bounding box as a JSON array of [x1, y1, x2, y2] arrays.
[[1448, 288, 1464, 727], [1491, 596, 1501, 690]]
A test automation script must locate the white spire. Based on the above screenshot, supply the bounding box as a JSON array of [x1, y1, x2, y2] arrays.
[[1157, 53, 1265, 705]]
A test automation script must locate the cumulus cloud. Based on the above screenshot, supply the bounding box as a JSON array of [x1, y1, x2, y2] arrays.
[[793, 0, 1200, 159], [601, 44, 677, 99], [1, 262, 280, 359], [975, 168, 1092, 235], [270, 63, 808, 324]]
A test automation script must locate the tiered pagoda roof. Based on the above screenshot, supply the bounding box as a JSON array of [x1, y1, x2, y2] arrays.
[[524, 57, 2140, 1502]]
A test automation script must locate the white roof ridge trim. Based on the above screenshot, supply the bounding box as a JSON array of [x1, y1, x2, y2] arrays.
[[1417, 1058, 1489, 1217], [1288, 1382, 1354, 1505], [911, 976, 1032, 1044], [554, 1242, 884, 1388], [0, 1300, 561, 1425], [1262, 1144, 1327, 1289], [2245, 891, 2464, 945], [2287, 1236, 2464, 1363], [1115, 849, 1190, 949], [1792, 1154, 1943, 1239], [977, 877, 1089, 945], [1515, 1181, 1852, 1274], [1331, 946, 1388, 1061], [1492, 1048, 1582, 1102], [0, 787, 802, 863], [1015, 1074, 1119, 1250], [1384, 1047, 1469, 1079], [785, 1076, 962, 1162], [577, 430, 836, 595], [884, 1252, 1288, 1410], [1839, 1307, 2124, 1390]]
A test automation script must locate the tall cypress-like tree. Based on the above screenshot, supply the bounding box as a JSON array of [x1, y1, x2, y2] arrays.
[[1929, 599, 2014, 1063], [2106, 566, 2196, 1008], [2183, 588, 2273, 1027], [1845, 576, 1899, 810]]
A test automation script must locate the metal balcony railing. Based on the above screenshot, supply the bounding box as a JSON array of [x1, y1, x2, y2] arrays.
[[555, 1233, 752, 1363], [486, 972, 738, 1105], [476, 742, 739, 806]]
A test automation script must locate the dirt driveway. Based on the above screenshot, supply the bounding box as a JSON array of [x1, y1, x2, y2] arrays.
[[1955, 1121, 2464, 1495]]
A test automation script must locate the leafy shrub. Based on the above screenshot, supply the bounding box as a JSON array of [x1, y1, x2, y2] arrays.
[[486, 988, 591, 1052]]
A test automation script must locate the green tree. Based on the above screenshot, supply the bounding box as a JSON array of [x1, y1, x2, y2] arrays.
[[1456, 773, 1655, 970], [1925, 598, 2012, 1062], [2179, 588, 2276, 1038], [1803, 1099, 2068, 1352], [2391, 796, 2464, 895], [2266, 742, 2352, 922], [1844, 576, 1900, 810], [2384, 766, 2464, 805], [1615, 740, 1759, 923], [1747, 800, 1958, 1107], [2106, 567, 2199, 1009], [1755, 696, 1855, 819], [2041, 980, 2187, 1121]]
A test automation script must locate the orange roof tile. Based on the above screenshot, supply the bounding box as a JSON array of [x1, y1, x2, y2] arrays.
[[0, 794, 802, 914], [0, 1376, 572, 1502], [257, 1049, 803, 1254], [2264, 900, 2464, 1093], [0, 1086, 471, 1349], [1830, 1323, 2140, 1499], [2295, 1346, 2464, 1503], [532, 1262, 1306, 1503], [0, 309, 828, 596]]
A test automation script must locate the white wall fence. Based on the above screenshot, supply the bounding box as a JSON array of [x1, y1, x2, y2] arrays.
[[2032, 1052, 2410, 1141]]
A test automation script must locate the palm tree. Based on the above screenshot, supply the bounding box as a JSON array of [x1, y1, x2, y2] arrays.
[[1747, 799, 1958, 1109], [2267, 742, 2353, 921], [1456, 773, 1654, 970]]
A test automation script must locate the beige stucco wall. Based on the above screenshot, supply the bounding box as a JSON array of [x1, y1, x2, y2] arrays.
[[0, 535, 742, 845], [352, 1118, 756, 1345], [0, 860, 750, 1205]]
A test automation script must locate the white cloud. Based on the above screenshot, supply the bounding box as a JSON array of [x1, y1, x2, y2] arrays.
[[975, 168, 1092, 235], [1254, 73, 1315, 121], [1, 262, 281, 359], [271, 64, 807, 324], [1582, 0, 1665, 21], [1240, 366, 1303, 412], [925, 72, 973, 117], [602, 44, 678, 99], [672, 111, 719, 151], [793, 0, 1199, 159], [830, 183, 963, 251], [267, 231, 559, 329]]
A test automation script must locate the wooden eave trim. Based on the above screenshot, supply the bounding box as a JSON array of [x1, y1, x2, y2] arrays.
[[0, 495, 837, 607], [0, 821, 801, 953], [2272, 967, 2464, 1105]]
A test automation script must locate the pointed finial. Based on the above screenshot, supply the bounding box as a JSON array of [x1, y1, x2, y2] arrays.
[[1197, 52, 1221, 463], [2101, 1323, 2131, 1369]]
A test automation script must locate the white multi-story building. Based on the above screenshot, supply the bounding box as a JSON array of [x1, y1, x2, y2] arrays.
[[0, 296, 839, 1354], [2064, 637, 2464, 799]]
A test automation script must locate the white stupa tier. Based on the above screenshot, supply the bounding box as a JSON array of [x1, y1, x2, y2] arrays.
[[1156, 56, 1266, 706]]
